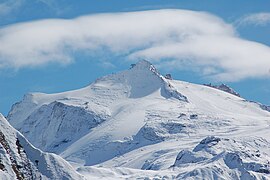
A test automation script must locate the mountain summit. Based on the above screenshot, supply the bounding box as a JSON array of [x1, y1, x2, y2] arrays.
[[7, 60, 270, 179]]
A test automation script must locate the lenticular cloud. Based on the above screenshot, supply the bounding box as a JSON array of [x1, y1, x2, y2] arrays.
[[0, 9, 270, 81]]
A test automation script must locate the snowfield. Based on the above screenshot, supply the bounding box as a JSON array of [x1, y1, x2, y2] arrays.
[[7, 60, 270, 179]]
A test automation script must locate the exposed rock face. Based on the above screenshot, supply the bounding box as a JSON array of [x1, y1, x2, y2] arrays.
[[204, 83, 241, 97], [0, 114, 84, 180]]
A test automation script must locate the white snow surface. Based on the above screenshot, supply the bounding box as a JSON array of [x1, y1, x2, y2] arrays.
[[7, 60, 270, 179], [0, 113, 85, 180]]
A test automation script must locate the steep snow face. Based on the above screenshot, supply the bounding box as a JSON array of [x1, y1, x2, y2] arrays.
[[0, 114, 84, 180], [7, 60, 270, 179], [16, 101, 108, 153]]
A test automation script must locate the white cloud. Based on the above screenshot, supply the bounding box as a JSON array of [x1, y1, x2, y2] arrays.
[[0, 9, 270, 81], [237, 12, 270, 26]]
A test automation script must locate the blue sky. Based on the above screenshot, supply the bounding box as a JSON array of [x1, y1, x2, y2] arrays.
[[1, 0, 270, 115]]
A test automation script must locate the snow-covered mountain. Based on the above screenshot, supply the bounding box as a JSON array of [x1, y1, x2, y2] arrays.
[[0, 114, 84, 179], [7, 60, 270, 179]]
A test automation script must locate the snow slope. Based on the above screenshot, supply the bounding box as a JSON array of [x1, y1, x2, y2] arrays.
[[7, 60, 270, 179], [0, 113, 85, 179]]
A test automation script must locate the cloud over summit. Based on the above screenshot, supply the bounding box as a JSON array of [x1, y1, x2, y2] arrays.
[[0, 9, 270, 81]]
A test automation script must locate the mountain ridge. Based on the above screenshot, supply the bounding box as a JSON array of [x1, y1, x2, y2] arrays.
[[6, 60, 270, 179]]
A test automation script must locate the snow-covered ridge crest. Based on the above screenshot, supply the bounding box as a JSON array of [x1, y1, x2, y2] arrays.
[[130, 59, 159, 75], [130, 59, 156, 70], [245, 100, 270, 113], [204, 83, 241, 97]]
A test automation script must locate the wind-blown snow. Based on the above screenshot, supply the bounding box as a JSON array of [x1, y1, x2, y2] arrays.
[[7, 60, 270, 179]]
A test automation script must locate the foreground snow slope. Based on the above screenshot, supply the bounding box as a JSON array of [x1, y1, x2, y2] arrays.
[[0, 114, 85, 179], [8, 60, 270, 179]]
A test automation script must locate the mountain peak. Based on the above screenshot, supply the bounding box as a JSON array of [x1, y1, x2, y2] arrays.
[[130, 59, 159, 75], [5, 58, 270, 179], [131, 59, 152, 68]]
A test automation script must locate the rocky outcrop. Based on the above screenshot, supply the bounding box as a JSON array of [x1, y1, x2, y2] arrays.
[[204, 83, 241, 97]]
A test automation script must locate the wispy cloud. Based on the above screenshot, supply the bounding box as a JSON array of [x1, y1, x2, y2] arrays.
[[37, 0, 69, 15], [0, 9, 270, 81], [236, 12, 270, 26], [0, 0, 23, 16], [0, 0, 68, 20]]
